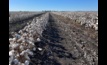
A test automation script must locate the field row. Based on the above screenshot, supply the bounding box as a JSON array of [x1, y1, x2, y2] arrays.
[[9, 13, 49, 65], [52, 11, 98, 31], [9, 11, 45, 23]]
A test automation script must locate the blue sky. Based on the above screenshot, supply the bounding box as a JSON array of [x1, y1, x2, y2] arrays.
[[9, 0, 98, 11]]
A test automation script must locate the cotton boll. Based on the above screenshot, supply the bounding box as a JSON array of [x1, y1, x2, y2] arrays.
[[13, 59, 19, 64], [17, 38, 22, 43], [22, 40, 26, 43], [22, 33, 27, 37], [29, 37, 34, 42], [25, 60, 29, 65], [23, 27, 27, 31], [27, 23, 29, 25], [9, 50, 15, 56], [92, 24, 97, 30], [25, 49, 33, 55], [30, 24, 33, 26], [31, 43, 35, 46], [25, 49, 30, 52], [38, 48, 42, 51], [9, 41, 14, 45], [26, 29, 29, 32], [15, 54, 20, 59], [37, 38, 41, 42], [27, 51, 33, 55], [13, 38, 16, 42], [96, 22, 98, 25], [11, 44, 19, 49], [20, 50, 26, 56], [28, 25, 31, 28], [28, 41, 34, 45], [94, 26, 98, 31], [18, 30, 22, 34], [21, 42, 27, 46], [24, 53, 30, 60], [9, 44, 12, 50], [9, 38, 13, 42], [19, 45, 24, 51]]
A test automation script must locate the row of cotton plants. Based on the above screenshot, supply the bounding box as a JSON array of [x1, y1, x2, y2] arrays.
[[52, 11, 98, 31], [9, 12, 44, 23], [9, 13, 49, 65]]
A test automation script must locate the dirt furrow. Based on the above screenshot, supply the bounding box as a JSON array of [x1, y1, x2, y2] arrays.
[[47, 13, 98, 65]]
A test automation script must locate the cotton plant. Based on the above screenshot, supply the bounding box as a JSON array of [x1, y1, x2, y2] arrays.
[[52, 12, 98, 31], [9, 13, 49, 65], [9, 12, 44, 23], [9, 34, 35, 65]]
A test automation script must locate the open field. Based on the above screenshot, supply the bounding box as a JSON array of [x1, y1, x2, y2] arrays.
[[9, 11, 98, 65]]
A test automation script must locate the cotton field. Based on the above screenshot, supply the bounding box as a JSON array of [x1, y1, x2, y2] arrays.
[[9, 13, 49, 65], [52, 11, 98, 31], [9, 11, 44, 23], [9, 11, 98, 65]]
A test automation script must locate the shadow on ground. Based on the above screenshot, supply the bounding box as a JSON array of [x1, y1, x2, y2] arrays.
[[30, 14, 76, 65]]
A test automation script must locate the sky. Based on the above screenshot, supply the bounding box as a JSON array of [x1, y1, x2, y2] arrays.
[[9, 0, 98, 11]]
